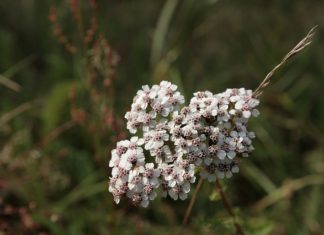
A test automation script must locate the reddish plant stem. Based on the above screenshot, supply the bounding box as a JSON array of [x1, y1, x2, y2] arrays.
[[215, 179, 245, 235], [182, 178, 204, 225]]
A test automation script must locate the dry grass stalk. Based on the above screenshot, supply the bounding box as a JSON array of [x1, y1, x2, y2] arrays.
[[253, 174, 324, 212], [0, 101, 39, 126], [253, 26, 316, 98], [0, 75, 22, 92]]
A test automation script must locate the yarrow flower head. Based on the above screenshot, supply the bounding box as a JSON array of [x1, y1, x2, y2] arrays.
[[125, 81, 185, 134], [109, 81, 259, 207]]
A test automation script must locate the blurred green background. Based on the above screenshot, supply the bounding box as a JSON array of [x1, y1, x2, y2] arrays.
[[1, 0, 324, 234]]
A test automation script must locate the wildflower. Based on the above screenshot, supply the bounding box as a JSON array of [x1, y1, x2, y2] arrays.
[[109, 81, 259, 207]]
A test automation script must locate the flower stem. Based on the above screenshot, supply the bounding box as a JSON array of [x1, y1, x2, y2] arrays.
[[180, 177, 204, 233], [215, 179, 245, 235]]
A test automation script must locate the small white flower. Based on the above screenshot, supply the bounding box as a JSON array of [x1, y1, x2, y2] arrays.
[[109, 150, 120, 167], [242, 110, 251, 118], [227, 151, 236, 159], [217, 150, 226, 160], [144, 130, 169, 150], [142, 163, 160, 187]]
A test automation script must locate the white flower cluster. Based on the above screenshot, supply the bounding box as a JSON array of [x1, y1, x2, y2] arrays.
[[109, 81, 259, 207], [125, 81, 184, 134], [171, 89, 259, 183]]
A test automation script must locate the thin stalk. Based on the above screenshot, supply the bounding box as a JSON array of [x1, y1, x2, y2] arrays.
[[179, 177, 204, 234], [0, 100, 41, 126], [253, 26, 316, 98], [215, 179, 245, 235], [150, 0, 179, 67], [38, 120, 76, 147], [0, 74, 21, 92]]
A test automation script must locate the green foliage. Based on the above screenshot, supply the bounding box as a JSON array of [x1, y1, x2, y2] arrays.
[[41, 82, 76, 134]]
